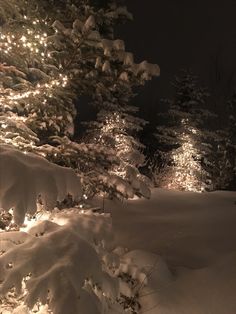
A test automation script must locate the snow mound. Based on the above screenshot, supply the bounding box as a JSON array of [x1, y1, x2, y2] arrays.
[[0, 145, 81, 224], [0, 212, 123, 314], [121, 250, 173, 285]]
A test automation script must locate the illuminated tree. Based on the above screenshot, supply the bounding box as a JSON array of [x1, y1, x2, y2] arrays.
[[154, 72, 215, 192], [0, 0, 159, 198], [83, 50, 159, 198], [85, 106, 151, 198], [0, 1, 160, 312]]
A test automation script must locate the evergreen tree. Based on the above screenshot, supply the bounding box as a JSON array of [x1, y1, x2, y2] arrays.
[[0, 1, 161, 312], [216, 92, 236, 189], [0, 0, 159, 198], [85, 105, 151, 199], [84, 51, 159, 198], [154, 72, 215, 192]]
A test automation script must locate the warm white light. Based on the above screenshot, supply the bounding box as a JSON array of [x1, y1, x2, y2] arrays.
[[164, 119, 205, 193]]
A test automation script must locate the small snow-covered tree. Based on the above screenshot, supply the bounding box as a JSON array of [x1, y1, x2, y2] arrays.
[[154, 72, 215, 192], [85, 106, 151, 199]]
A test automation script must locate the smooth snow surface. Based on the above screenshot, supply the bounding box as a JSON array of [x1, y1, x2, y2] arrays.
[[106, 189, 236, 268], [96, 189, 236, 314]]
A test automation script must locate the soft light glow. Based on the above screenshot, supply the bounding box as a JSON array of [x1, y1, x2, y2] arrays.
[[99, 112, 134, 179], [165, 119, 206, 193]]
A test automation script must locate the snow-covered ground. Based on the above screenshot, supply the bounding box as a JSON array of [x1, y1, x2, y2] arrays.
[[95, 189, 236, 314], [104, 189, 236, 268], [1, 147, 236, 314]]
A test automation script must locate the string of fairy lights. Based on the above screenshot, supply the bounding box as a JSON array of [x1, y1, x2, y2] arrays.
[[0, 15, 48, 55], [0, 12, 70, 154], [99, 112, 139, 179]]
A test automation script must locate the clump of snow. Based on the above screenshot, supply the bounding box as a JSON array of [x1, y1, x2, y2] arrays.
[[121, 250, 172, 285], [102, 60, 111, 73], [83, 15, 96, 33], [132, 60, 160, 78], [101, 39, 125, 56], [0, 145, 81, 224]]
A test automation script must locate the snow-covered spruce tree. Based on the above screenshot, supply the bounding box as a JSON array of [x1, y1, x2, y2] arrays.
[[84, 60, 159, 199], [215, 92, 236, 189], [0, 1, 160, 312], [154, 72, 216, 192], [82, 1, 158, 199], [0, 0, 159, 199], [80, 3, 159, 199]]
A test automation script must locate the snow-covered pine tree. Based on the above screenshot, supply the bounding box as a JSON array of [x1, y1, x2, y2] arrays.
[[0, 0, 159, 198], [154, 71, 215, 192]]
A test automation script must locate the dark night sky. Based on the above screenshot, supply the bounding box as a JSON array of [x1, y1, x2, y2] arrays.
[[116, 0, 236, 122], [78, 1, 236, 131]]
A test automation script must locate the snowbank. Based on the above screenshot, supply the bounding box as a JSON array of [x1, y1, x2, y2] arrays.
[[0, 145, 81, 224]]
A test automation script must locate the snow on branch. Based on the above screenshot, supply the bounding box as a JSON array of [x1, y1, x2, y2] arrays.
[[0, 145, 81, 224]]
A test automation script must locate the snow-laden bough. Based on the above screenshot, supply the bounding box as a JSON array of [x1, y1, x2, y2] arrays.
[[0, 211, 122, 314], [0, 145, 81, 224]]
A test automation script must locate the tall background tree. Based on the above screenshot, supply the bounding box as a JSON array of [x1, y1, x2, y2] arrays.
[[153, 71, 216, 192]]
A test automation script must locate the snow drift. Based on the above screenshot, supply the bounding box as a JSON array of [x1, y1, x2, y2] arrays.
[[0, 145, 81, 224], [102, 189, 236, 313]]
